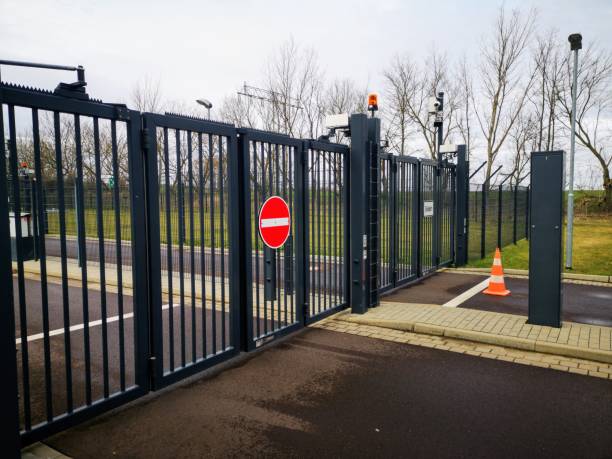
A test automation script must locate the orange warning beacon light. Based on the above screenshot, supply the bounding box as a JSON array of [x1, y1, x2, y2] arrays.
[[483, 247, 510, 296], [367, 93, 378, 113]]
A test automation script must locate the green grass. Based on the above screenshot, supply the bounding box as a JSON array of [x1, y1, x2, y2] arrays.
[[43, 203, 347, 255], [467, 216, 612, 276]]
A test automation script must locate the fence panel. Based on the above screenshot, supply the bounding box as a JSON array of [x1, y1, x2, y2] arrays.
[[241, 130, 302, 349], [468, 183, 483, 261], [379, 154, 393, 291], [305, 141, 349, 322], [396, 157, 418, 285], [142, 113, 239, 388], [438, 163, 455, 266], [499, 185, 514, 248], [2, 83, 150, 445], [467, 182, 530, 262], [420, 160, 438, 275]]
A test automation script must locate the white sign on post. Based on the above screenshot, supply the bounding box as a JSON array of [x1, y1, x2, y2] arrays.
[[423, 200, 434, 217]]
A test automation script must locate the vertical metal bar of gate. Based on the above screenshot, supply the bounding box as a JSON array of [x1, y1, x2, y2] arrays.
[[0, 91, 21, 455], [389, 158, 397, 287]]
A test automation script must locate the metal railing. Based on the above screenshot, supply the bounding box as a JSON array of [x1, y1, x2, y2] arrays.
[[468, 182, 529, 261]]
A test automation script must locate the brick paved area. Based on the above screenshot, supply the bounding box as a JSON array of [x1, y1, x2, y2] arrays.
[[314, 316, 612, 380]]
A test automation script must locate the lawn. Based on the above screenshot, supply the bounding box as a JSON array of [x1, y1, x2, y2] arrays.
[[466, 216, 612, 276]]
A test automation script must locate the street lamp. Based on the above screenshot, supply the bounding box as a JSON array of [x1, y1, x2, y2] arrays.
[[565, 33, 582, 269], [196, 98, 213, 119]]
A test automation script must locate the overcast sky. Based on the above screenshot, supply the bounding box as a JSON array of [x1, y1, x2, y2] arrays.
[[2, 0, 611, 184]]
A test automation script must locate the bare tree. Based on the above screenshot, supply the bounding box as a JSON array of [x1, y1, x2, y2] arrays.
[[472, 6, 537, 182], [509, 111, 536, 186], [220, 93, 258, 128], [383, 50, 458, 159], [557, 41, 612, 209], [382, 54, 414, 155], [531, 30, 564, 151], [455, 57, 474, 157], [263, 38, 325, 138], [325, 78, 367, 143], [131, 75, 163, 113]]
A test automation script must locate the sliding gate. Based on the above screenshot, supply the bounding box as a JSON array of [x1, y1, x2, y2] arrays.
[[1, 82, 151, 444], [241, 132, 349, 350], [2, 74, 457, 451], [379, 153, 456, 294]]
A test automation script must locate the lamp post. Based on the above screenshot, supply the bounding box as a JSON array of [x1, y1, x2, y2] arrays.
[[565, 33, 582, 269], [196, 98, 213, 119]]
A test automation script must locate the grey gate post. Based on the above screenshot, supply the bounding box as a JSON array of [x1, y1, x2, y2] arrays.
[[528, 151, 564, 327], [454, 145, 469, 266], [349, 114, 379, 314]]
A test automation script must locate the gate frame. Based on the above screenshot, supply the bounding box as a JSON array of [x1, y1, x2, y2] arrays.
[[238, 129, 304, 351], [1, 83, 152, 446], [142, 113, 241, 389], [303, 139, 351, 325]]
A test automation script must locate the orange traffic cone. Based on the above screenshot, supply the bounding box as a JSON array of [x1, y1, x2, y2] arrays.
[[483, 248, 510, 296]]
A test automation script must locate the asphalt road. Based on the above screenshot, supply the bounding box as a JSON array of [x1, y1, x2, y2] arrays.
[[462, 276, 612, 327], [45, 327, 612, 458], [14, 278, 235, 429], [42, 235, 344, 294], [383, 272, 612, 327]]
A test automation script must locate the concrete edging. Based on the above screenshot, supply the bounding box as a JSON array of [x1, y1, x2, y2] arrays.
[[336, 313, 612, 364]]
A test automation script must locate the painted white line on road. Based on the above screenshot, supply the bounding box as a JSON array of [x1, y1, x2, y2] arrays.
[[16, 304, 175, 345], [442, 278, 490, 308]]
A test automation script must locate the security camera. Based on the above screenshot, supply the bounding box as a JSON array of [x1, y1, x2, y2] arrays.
[[428, 97, 441, 114]]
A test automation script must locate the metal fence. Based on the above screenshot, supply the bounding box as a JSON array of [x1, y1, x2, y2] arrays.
[[468, 183, 529, 261], [2, 78, 464, 453], [378, 154, 456, 293]]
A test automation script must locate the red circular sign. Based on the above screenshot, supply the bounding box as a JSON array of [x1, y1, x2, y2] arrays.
[[258, 196, 291, 249]]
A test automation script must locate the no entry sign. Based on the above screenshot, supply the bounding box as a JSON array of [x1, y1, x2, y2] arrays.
[[258, 196, 291, 249]]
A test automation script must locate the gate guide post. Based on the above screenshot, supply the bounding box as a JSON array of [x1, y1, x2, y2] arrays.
[[349, 114, 369, 314], [528, 151, 564, 327], [455, 145, 468, 266]]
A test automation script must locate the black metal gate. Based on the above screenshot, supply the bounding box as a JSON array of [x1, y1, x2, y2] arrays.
[[240, 133, 350, 349], [304, 140, 350, 323], [142, 113, 240, 388], [1, 83, 150, 444], [240, 130, 302, 349], [379, 153, 456, 294], [2, 73, 459, 452]]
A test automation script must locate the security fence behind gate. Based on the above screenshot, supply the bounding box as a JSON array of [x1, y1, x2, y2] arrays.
[[467, 182, 529, 261], [379, 153, 456, 294]]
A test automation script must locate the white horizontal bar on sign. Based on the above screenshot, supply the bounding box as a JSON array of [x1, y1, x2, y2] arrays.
[[261, 217, 289, 228]]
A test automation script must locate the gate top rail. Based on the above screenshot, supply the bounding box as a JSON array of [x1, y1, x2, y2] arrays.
[[0, 81, 123, 118], [143, 111, 236, 136], [238, 127, 301, 147], [306, 139, 349, 154]]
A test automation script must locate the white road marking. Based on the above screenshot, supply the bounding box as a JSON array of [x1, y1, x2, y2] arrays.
[[16, 303, 175, 345], [260, 217, 289, 228], [442, 278, 490, 308]]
